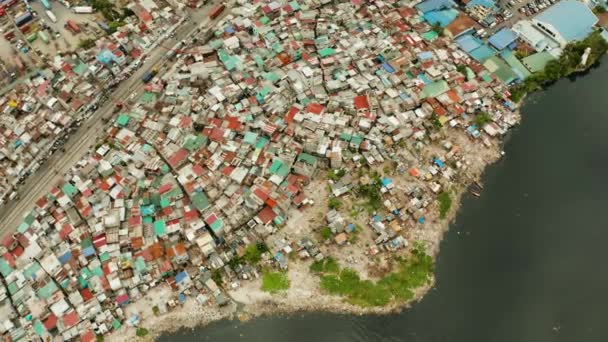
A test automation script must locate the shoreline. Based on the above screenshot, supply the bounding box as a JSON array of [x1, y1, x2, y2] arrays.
[[108, 127, 510, 341]]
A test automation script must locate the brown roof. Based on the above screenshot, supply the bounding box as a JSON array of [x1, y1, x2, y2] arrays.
[[445, 14, 479, 37]]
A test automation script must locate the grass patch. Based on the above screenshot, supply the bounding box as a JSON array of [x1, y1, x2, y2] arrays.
[[310, 257, 340, 274], [261, 270, 290, 293], [312, 246, 434, 307], [319, 227, 333, 240], [437, 191, 452, 219], [136, 327, 149, 337]]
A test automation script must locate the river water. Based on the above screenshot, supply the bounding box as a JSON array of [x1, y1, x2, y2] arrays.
[[160, 61, 608, 342]]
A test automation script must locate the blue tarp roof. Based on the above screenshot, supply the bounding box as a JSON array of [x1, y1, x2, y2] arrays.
[[175, 271, 189, 284], [456, 34, 482, 53], [423, 8, 459, 27], [535, 0, 597, 42], [415, 0, 456, 13], [382, 62, 396, 73], [466, 0, 495, 9], [488, 28, 518, 50], [381, 178, 392, 186], [82, 246, 95, 258], [417, 51, 434, 61], [58, 251, 72, 265], [469, 44, 496, 63]]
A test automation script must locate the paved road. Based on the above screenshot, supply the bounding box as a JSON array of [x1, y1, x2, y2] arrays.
[[0, 3, 225, 236]]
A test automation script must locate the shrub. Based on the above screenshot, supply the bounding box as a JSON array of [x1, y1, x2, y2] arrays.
[[136, 327, 149, 337]]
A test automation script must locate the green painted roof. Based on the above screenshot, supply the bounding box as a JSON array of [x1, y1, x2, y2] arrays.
[[422, 30, 439, 41], [0, 258, 13, 277], [135, 257, 147, 273], [210, 218, 223, 233], [244, 132, 258, 145], [501, 50, 531, 79], [33, 320, 46, 336], [522, 51, 555, 73], [183, 134, 207, 152], [37, 281, 58, 299], [154, 220, 167, 236], [192, 192, 210, 211], [255, 136, 269, 149], [24, 262, 41, 280], [420, 80, 450, 99], [139, 92, 156, 104], [297, 153, 317, 165], [483, 56, 518, 84], [116, 114, 130, 127], [319, 47, 336, 58], [62, 183, 78, 198]]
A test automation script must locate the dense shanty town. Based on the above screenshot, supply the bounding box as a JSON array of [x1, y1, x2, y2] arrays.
[[0, 0, 606, 339]]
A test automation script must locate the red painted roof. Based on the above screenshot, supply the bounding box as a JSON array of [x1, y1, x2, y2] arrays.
[[44, 314, 57, 330], [354, 95, 369, 110], [168, 148, 189, 168], [257, 206, 277, 224], [63, 311, 79, 328], [306, 103, 324, 115]]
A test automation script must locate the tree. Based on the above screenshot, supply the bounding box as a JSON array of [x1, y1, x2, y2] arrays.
[[474, 112, 492, 127], [456, 64, 467, 76], [431, 22, 443, 36], [243, 242, 268, 264], [135, 327, 149, 337], [78, 39, 96, 49], [593, 5, 606, 14], [328, 197, 342, 210]]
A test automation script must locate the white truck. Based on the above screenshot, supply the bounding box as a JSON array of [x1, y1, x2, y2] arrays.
[[45, 10, 57, 23], [72, 6, 93, 14]]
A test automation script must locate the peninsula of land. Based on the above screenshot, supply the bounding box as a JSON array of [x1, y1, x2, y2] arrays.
[[0, 0, 606, 341]]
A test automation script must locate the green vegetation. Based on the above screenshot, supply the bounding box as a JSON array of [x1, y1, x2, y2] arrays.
[[261, 270, 290, 293], [437, 191, 452, 219], [328, 168, 346, 181], [96, 335, 105, 342], [328, 197, 342, 210], [312, 245, 434, 307], [357, 175, 382, 212], [348, 225, 360, 243], [456, 64, 467, 76], [108, 21, 126, 31], [78, 39, 96, 49], [431, 23, 443, 36], [310, 257, 340, 274], [593, 5, 606, 14], [430, 114, 442, 130], [243, 242, 269, 264], [92, 0, 120, 21], [514, 50, 530, 60], [136, 327, 149, 337], [152, 305, 160, 316], [319, 227, 333, 240], [211, 269, 222, 285], [474, 112, 492, 127], [510, 31, 608, 103]]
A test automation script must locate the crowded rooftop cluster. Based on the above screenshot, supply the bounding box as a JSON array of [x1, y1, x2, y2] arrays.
[[4, 0, 590, 338]]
